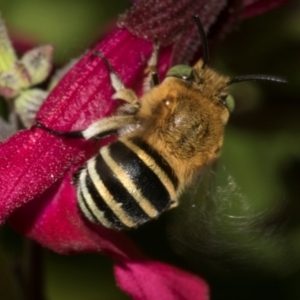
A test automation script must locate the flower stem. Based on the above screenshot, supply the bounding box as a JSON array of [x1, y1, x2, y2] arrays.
[[14, 239, 46, 300]]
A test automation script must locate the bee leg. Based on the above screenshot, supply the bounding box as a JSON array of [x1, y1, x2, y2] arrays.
[[143, 41, 160, 93], [82, 115, 137, 139], [93, 51, 140, 109], [34, 115, 137, 141], [112, 88, 140, 109]]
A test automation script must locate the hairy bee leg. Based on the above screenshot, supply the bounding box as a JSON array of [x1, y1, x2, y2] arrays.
[[35, 115, 137, 140], [32, 116, 136, 139], [147, 41, 159, 77], [93, 51, 140, 108], [143, 41, 160, 93], [112, 88, 140, 108], [81, 115, 137, 139]]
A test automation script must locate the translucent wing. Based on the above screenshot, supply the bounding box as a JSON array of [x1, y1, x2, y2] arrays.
[[165, 161, 294, 277]]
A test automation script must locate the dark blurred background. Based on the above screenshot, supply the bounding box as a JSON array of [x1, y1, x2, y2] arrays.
[[0, 0, 300, 299]]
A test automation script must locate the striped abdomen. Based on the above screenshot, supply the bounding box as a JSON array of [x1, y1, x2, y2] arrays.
[[77, 136, 179, 230]]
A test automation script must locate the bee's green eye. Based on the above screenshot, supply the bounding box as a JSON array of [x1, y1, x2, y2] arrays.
[[166, 65, 193, 80], [225, 94, 235, 113]]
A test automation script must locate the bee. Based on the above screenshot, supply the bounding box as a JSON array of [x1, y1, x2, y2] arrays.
[[35, 16, 287, 230]]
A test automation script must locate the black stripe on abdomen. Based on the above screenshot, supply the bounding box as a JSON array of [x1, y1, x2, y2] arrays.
[[83, 172, 128, 230], [109, 140, 172, 212], [129, 136, 179, 189], [94, 153, 151, 225]]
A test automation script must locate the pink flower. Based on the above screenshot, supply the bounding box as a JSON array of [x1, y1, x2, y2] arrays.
[[0, 0, 289, 299]]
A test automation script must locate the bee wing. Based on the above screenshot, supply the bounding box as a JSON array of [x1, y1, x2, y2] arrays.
[[165, 161, 262, 274]]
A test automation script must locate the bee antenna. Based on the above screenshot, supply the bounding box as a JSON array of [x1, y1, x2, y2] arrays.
[[229, 74, 288, 85], [193, 15, 209, 69]]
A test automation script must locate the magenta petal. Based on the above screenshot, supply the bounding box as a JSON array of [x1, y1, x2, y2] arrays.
[[119, 0, 228, 45], [0, 130, 80, 224], [115, 259, 209, 300], [119, 0, 240, 64]]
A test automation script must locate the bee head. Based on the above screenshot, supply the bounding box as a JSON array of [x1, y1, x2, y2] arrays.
[[165, 15, 287, 114], [166, 62, 234, 114]]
